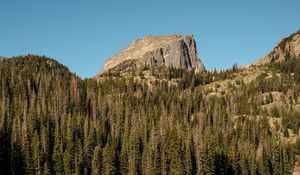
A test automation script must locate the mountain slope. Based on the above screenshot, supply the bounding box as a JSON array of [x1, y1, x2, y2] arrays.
[[255, 30, 300, 65], [2, 29, 300, 174]]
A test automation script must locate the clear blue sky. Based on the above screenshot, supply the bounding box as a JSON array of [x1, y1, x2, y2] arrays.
[[1, 1, 300, 78]]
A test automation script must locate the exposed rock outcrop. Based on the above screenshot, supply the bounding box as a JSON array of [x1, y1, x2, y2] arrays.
[[255, 30, 300, 65], [98, 34, 205, 75]]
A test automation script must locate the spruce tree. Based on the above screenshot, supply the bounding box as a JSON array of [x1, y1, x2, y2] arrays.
[[102, 143, 116, 175], [91, 145, 102, 175]]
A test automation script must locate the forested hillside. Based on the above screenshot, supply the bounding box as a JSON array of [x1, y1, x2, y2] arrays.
[[1, 55, 300, 174]]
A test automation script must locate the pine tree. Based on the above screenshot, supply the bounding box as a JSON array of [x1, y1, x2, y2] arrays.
[[239, 151, 249, 175], [52, 142, 64, 175], [199, 130, 216, 175], [63, 148, 73, 174], [228, 138, 240, 175], [164, 129, 184, 175], [32, 130, 42, 174], [102, 143, 116, 175], [74, 141, 84, 175], [91, 145, 102, 175], [0, 115, 12, 174], [52, 127, 64, 175], [43, 161, 51, 175], [128, 131, 142, 175], [184, 143, 193, 175], [271, 143, 281, 175], [249, 149, 257, 175], [119, 147, 129, 175]]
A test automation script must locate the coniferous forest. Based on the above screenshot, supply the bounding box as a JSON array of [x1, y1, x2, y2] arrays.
[[1, 55, 300, 175]]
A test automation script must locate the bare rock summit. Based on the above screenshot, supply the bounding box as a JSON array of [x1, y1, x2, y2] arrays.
[[255, 30, 300, 65], [98, 34, 205, 75]]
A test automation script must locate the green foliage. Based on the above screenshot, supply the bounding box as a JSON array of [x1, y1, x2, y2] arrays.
[[91, 146, 102, 175], [102, 143, 116, 175], [0, 55, 299, 174]]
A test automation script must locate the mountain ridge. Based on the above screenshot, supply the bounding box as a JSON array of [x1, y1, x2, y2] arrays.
[[255, 30, 300, 65]]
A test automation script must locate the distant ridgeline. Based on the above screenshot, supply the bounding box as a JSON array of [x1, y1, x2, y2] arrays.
[[1, 29, 300, 175]]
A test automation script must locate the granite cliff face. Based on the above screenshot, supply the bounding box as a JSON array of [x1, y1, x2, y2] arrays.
[[98, 34, 205, 75], [255, 30, 300, 65]]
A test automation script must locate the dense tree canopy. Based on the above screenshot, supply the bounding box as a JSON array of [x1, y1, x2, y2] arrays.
[[0, 55, 299, 174]]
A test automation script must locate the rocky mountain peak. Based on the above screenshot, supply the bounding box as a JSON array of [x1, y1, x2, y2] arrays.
[[255, 30, 300, 65], [98, 33, 205, 75]]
